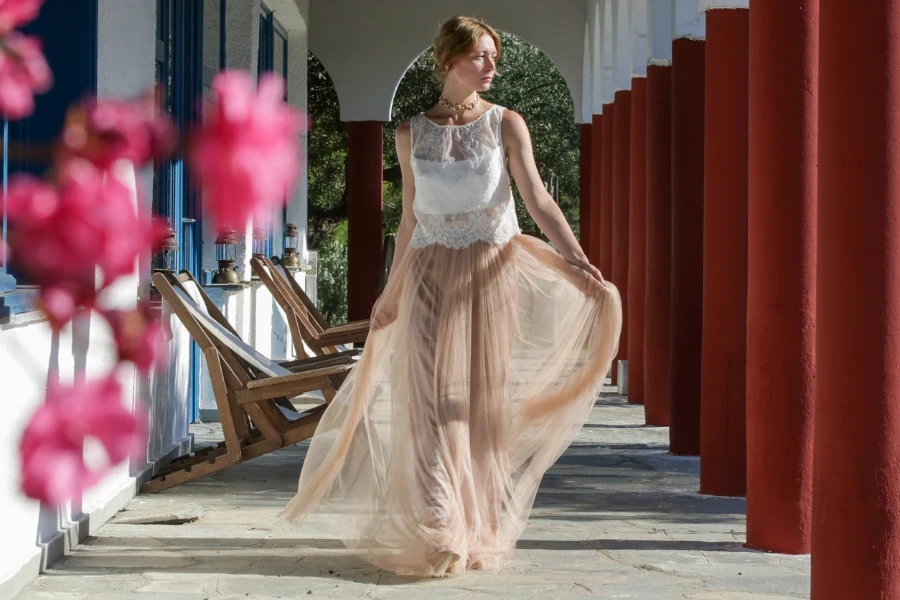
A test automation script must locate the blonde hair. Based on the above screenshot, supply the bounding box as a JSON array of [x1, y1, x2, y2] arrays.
[[432, 16, 502, 82]]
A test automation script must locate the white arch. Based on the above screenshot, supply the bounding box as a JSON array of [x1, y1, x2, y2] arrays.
[[310, 0, 588, 122]]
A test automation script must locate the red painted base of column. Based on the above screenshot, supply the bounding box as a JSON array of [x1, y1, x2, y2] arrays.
[[612, 90, 632, 394], [812, 1, 900, 597], [346, 121, 384, 322], [669, 38, 705, 456], [579, 123, 593, 259], [599, 104, 615, 286], [628, 78, 647, 408], [700, 8, 749, 497], [644, 64, 673, 427], [746, 0, 817, 555], [600, 103, 615, 383], [590, 114, 604, 269]]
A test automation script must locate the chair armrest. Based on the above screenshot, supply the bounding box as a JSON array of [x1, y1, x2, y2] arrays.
[[326, 320, 371, 334]]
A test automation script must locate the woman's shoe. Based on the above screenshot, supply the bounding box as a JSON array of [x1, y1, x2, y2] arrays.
[[428, 549, 462, 577]]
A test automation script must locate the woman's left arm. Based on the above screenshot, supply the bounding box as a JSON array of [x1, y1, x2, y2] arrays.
[[503, 110, 605, 283]]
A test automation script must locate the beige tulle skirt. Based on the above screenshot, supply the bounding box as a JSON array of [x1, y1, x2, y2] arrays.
[[280, 234, 622, 577]]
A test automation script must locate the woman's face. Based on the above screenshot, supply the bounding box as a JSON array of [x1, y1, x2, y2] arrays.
[[447, 33, 497, 92]]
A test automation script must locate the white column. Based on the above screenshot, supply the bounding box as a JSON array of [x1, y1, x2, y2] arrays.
[[583, 22, 594, 123], [632, 0, 650, 78], [602, 0, 617, 104], [592, 0, 606, 113], [648, 0, 674, 65], [616, 0, 634, 90], [673, 0, 706, 40]]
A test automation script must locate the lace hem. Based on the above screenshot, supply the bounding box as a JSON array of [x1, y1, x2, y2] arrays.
[[410, 200, 521, 250]]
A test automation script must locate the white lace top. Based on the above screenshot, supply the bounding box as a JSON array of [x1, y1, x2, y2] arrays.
[[409, 104, 521, 249]]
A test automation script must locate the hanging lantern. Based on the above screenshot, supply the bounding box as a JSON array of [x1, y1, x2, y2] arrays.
[[281, 223, 301, 268], [154, 228, 178, 273], [212, 229, 241, 284], [252, 226, 267, 259]]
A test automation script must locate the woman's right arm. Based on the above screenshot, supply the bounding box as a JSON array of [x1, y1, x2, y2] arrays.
[[388, 120, 417, 273], [371, 121, 416, 330]]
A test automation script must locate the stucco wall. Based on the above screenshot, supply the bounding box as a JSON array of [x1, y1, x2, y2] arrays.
[[0, 3, 194, 597]]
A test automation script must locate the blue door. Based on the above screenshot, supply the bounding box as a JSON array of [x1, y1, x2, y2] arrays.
[[156, 0, 217, 422]]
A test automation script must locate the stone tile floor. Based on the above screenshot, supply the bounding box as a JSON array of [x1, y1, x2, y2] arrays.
[[14, 391, 810, 599]]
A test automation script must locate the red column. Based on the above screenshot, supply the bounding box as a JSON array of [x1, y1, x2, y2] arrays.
[[599, 104, 615, 279], [579, 123, 593, 258], [590, 114, 604, 268], [644, 64, 673, 426], [612, 90, 632, 392], [669, 37, 705, 456], [746, 0, 817, 554], [699, 8, 749, 497], [628, 78, 647, 407], [346, 121, 384, 322], [812, 1, 900, 596]]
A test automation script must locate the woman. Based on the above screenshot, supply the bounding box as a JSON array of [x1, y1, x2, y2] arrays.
[[281, 16, 622, 577]]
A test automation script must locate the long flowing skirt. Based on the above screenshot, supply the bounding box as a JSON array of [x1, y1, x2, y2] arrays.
[[280, 234, 622, 577]]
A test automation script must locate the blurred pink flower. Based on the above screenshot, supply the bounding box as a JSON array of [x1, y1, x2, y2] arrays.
[[0, 32, 51, 119], [191, 70, 302, 230], [103, 302, 168, 374], [6, 160, 167, 328], [0, 0, 43, 34], [19, 374, 146, 506], [37, 283, 95, 330], [61, 92, 174, 169]]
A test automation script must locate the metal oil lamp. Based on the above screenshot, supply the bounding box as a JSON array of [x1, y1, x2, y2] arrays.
[[212, 229, 241, 284], [154, 228, 178, 273], [281, 223, 301, 268]]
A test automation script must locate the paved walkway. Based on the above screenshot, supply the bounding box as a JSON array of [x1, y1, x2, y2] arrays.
[[15, 391, 811, 599]]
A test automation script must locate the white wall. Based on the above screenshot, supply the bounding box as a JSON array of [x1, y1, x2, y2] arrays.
[[202, 0, 311, 276], [310, 0, 588, 123], [0, 3, 194, 597]]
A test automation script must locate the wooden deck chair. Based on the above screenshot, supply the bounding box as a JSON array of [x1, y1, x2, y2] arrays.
[[165, 270, 340, 375], [250, 256, 369, 356], [143, 271, 355, 493]]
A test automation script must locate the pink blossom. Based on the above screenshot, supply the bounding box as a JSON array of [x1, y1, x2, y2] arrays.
[[191, 70, 303, 230], [37, 284, 95, 330], [5, 161, 168, 328], [0, 0, 43, 34], [103, 302, 168, 374], [19, 374, 146, 506], [0, 32, 51, 119], [61, 92, 174, 169]]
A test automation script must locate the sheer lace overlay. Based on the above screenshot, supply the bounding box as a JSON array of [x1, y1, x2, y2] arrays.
[[409, 105, 521, 249]]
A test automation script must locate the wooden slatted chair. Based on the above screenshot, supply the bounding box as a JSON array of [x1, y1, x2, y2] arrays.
[[142, 271, 354, 493], [250, 256, 369, 357]]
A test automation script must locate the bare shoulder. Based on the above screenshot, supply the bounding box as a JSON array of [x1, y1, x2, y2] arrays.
[[500, 108, 526, 126], [396, 119, 412, 139], [395, 119, 412, 155], [500, 109, 530, 144]]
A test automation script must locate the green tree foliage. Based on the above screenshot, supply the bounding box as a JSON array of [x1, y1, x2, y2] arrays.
[[309, 33, 582, 321]]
